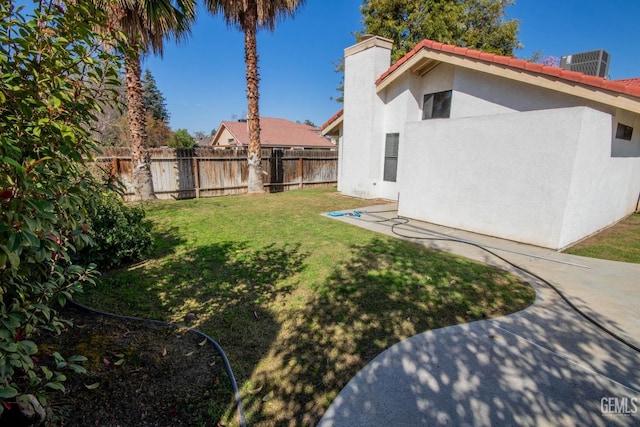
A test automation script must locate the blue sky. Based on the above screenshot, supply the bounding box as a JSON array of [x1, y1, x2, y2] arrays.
[[143, 0, 640, 135]]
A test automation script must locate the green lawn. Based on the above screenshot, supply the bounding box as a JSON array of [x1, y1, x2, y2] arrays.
[[564, 213, 640, 264], [78, 188, 535, 426]]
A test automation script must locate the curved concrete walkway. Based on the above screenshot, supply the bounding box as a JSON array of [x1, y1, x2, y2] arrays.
[[319, 205, 640, 426]]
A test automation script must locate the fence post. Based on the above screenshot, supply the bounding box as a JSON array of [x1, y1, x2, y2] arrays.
[[298, 156, 303, 189], [192, 156, 200, 199], [111, 157, 118, 176]]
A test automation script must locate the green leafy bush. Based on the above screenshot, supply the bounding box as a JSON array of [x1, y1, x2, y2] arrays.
[[170, 128, 196, 148], [77, 193, 153, 269], [0, 1, 123, 415]]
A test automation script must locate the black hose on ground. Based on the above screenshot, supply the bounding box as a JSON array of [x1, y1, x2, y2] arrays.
[[354, 211, 640, 355], [66, 298, 248, 427]]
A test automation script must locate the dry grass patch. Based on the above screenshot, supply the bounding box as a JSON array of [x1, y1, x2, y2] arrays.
[[564, 213, 640, 264]]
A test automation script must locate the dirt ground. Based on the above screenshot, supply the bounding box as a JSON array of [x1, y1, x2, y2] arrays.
[[35, 303, 236, 426]]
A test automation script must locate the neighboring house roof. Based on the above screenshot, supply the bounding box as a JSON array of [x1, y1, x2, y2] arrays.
[[375, 39, 640, 113], [212, 117, 335, 149], [195, 135, 213, 146]]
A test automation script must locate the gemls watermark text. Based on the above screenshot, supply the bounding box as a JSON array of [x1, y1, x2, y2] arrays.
[[601, 397, 638, 416]]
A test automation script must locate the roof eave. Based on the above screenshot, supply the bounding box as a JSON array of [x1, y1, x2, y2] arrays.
[[211, 123, 224, 146], [321, 115, 343, 136]]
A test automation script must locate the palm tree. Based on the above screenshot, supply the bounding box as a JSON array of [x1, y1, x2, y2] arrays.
[[204, 0, 305, 193], [98, 0, 196, 200]]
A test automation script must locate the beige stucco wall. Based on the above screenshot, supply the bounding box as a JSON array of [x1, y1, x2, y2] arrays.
[[213, 127, 237, 147]]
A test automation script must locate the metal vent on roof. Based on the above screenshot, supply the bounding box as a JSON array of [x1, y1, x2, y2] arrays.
[[560, 49, 610, 78]]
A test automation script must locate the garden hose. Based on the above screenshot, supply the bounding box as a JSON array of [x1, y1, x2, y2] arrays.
[[66, 298, 247, 427], [352, 210, 640, 355]]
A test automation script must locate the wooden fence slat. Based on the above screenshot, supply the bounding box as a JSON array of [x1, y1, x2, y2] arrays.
[[93, 147, 338, 200]]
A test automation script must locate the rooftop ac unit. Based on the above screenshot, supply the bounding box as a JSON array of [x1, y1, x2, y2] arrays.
[[560, 49, 610, 78]]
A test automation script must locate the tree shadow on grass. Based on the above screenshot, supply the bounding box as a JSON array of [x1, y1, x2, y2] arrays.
[[82, 240, 309, 423], [244, 237, 534, 426], [148, 225, 188, 259]]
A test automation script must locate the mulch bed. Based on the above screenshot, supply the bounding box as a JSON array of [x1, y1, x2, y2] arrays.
[[33, 304, 235, 426]]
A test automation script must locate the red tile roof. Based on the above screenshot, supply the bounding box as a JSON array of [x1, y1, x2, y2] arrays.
[[615, 78, 640, 87], [217, 117, 335, 149], [321, 41, 640, 133], [320, 108, 343, 131], [376, 39, 640, 98]]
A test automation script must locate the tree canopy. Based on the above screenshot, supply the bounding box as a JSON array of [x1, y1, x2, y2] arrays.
[[358, 0, 521, 62], [93, 71, 175, 148], [142, 69, 170, 123], [171, 128, 196, 148], [204, 0, 306, 193], [95, 0, 196, 200]]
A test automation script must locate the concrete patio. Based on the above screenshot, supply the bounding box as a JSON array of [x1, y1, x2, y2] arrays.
[[319, 204, 640, 426]]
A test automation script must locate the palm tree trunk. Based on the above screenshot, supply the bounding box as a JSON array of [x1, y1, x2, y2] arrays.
[[125, 51, 156, 200], [244, 0, 264, 194]]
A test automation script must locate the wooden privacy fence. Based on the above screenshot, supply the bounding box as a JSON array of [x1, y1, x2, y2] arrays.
[[94, 147, 338, 200]]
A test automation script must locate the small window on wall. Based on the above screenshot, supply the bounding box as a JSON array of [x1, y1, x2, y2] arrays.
[[423, 90, 452, 120], [616, 123, 633, 141], [383, 133, 399, 182]]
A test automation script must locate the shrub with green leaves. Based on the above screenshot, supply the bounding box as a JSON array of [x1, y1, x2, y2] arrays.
[[77, 192, 153, 269], [0, 0, 123, 415], [170, 128, 196, 148]]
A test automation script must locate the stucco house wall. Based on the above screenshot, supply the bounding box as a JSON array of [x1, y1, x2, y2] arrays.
[[336, 37, 640, 249], [340, 37, 393, 199], [560, 108, 640, 246], [376, 74, 422, 200], [612, 108, 640, 157], [398, 107, 633, 249], [451, 68, 588, 117]]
